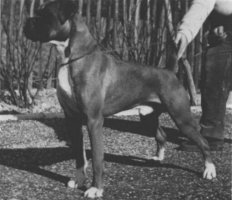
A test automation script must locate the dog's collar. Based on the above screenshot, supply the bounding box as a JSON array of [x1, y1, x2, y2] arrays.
[[60, 45, 98, 67]]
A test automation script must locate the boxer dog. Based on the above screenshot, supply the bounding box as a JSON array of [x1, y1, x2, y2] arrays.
[[24, 0, 216, 198]]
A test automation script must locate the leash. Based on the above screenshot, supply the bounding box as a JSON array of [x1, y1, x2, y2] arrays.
[[60, 45, 98, 67]]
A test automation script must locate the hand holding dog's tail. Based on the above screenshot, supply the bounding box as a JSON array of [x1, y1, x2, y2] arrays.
[[166, 39, 179, 73]]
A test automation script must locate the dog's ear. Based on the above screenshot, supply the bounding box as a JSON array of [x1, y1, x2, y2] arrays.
[[58, 0, 78, 24]]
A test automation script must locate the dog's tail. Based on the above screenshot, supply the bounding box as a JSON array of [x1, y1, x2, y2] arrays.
[[165, 39, 179, 73]]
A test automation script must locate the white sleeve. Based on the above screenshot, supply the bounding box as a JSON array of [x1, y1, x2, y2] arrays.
[[178, 0, 216, 43]]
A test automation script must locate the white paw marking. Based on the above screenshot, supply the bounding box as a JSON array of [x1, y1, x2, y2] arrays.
[[84, 187, 103, 199], [151, 148, 165, 161], [203, 162, 216, 180], [67, 180, 78, 188], [152, 156, 163, 161]]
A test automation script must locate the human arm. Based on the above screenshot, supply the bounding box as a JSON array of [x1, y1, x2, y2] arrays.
[[175, 0, 216, 58]]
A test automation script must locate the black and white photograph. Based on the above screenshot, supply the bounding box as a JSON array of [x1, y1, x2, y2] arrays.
[[0, 0, 231, 199]]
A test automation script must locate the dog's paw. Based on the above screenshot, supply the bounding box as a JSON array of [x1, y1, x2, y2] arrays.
[[203, 162, 216, 180], [151, 148, 165, 161], [84, 187, 103, 199], [67, 180, 78, 189], [151, 156, 164, 161]]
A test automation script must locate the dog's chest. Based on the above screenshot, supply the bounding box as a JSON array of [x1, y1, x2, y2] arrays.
[[58, 65, 72, 97]]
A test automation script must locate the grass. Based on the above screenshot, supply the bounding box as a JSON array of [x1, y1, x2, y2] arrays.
[[0, 111, 231, 200]]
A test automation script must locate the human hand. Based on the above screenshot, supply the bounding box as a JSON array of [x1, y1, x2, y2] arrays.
[[175, 32, 188, 59], [213, 26, 227, 39]]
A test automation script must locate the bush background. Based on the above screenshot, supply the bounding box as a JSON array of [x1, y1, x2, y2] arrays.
[[0, 0, 205, 107]]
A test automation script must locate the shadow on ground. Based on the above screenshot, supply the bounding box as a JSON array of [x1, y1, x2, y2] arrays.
[[0, 114, 231, 199], [0, 145, 202, 187], [40, 117, 232, 145], [40, 117, 187, 145], [2, 115, 231, 185]]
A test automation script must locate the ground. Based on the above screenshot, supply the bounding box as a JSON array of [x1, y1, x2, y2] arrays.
[[0, 90, 231, 200]]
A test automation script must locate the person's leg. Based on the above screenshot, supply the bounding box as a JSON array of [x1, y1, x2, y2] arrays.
[[200, 42, 232, 140], [182, 41, 232, 151]]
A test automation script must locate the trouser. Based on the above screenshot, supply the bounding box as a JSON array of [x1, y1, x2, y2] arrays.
[[200, 41, 232, 140]]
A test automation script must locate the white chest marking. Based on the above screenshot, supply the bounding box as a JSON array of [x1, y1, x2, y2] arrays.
[[49, 39, 72, 97], [58, 66, 72, 97], [49, 39, 69, 55]]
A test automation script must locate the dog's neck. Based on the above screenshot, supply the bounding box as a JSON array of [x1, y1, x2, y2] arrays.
[[49, 15, 97, 65], [68, 14, 97, 59]]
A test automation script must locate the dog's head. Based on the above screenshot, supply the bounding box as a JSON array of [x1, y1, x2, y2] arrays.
[[24, 0, 77, 42]]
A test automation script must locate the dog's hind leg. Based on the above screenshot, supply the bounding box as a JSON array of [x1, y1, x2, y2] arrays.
[[152, 126, 167, 161], [140, 108, 166, 161], [159, 77, 216, 179]]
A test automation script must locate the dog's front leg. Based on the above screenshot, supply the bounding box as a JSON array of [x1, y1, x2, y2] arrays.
[[57, 89, 88, 188], [84, 115, 104, 199], [63, 113, 87, 189]]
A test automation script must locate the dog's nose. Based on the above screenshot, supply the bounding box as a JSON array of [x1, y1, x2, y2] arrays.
[[24, 18, 37, 30]]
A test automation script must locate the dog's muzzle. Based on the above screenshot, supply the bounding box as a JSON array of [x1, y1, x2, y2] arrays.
[[24, 17, 49, 42], [24, 18, 38, 40]]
